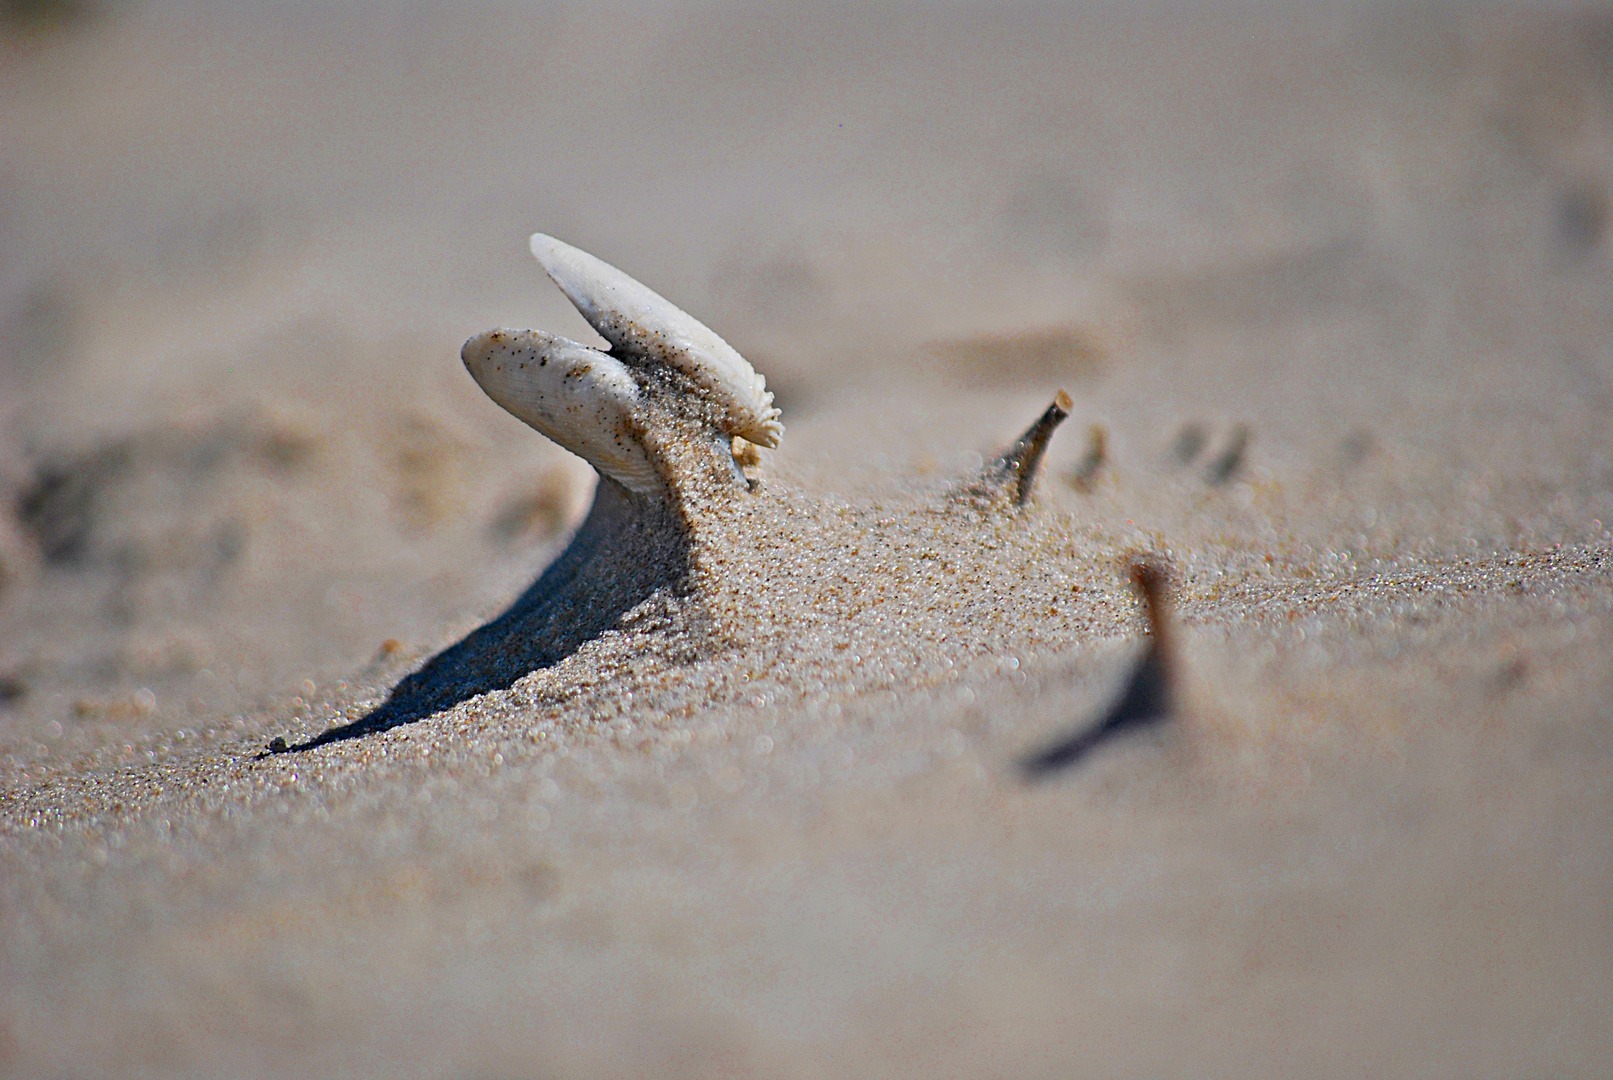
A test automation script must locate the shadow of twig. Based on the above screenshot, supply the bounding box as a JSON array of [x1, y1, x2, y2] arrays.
[[1021, 559, 1175, 779]]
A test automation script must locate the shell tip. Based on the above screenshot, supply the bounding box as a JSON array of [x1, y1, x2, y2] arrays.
[[528, 232, 562, 266]]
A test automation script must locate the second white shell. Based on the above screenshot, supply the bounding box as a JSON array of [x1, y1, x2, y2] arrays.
[[462, 328, 662, 495], [530, 233, 784, 448]]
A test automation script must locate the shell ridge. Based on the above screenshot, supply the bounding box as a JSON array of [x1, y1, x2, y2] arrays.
[[530, 233, 783, 447]]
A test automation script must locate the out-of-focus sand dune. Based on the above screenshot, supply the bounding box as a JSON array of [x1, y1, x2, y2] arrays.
[[0, 3, 1610, 1077]]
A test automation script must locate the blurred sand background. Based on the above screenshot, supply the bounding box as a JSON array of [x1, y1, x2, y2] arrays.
[[1, 1, 1611, 1076]]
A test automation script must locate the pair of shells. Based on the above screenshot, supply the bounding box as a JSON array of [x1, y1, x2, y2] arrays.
[[463, 235, 783, 496]]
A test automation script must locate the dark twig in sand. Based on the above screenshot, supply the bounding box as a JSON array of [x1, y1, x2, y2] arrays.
[[0, 672, 27, 706], [1068, 423, 1107, 493], [1022, 559, 1175, 779], [1171, 422, 1206, 466], [1002, 390, 1072, 505], [971, 390, 1072, 506], [1205, 423, 1250, 485]]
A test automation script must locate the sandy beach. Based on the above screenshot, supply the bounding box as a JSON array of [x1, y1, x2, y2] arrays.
[[1, 2, 1611, 1076]]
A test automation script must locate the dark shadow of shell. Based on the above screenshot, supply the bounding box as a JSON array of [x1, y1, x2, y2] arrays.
[[277, 481, 691, 751]]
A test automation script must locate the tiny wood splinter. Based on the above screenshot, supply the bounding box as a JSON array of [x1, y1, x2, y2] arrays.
[[968, 389, 1073, 507]]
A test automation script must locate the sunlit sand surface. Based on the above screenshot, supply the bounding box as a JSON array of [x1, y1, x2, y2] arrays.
[[1, 3, 1610, 1075]]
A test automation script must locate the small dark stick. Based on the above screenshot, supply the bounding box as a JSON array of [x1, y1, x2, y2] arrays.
[[1021, 558, 1176, 779], [995, 390, 1073, 506], [0, 672, 27, 705], [1068, 424, 1107, 493], [1130, 561, 1171, 680], [1205, 424, 1250, 486], [1171, 423, 1207, 466]]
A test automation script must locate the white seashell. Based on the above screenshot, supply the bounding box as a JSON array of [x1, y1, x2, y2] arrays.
[[462, 328, 662, 495], [529, 233, 783, 448]]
